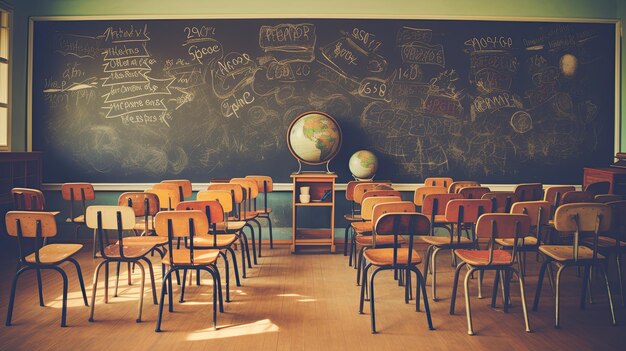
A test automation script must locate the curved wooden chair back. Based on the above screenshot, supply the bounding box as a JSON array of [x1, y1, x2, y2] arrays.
[[361, 196, 402, 221], [448, 181, 480, 194], [61, 182, 95, 201], [231, 178, 259, 200], [86, 205, 136, 259], [594, 194, 623, 203], [372, 201, 415, 225], [554, 203, 611, 261], [374, 212, 430, 257], [6, 211, 57, 238], [176, 200, 224, 226], [362, 189, 402, 202], [475, 213, 531, 265], [481, 191, 518, 213], [345, 180, 371, 201], [207, 183, 244, 204], [154, 210, 210, 265], [459, 186, 491, 199], [584, 181, 611, 196], [445, 199, 493, 224], [561, 191, 595, 205], [422, 193, 463, 216], [544, 186, 576, 207], [424, 177, 453, 188], [197, 190, 233, 213], [510, 201, 550, 228], [153, 182, 182, 201], [11, 188, 46, 211], [246, 175, 274, 193], [607, 200, 626, 242], [118, 192, 160, 217], [414, 186, 447, 207], [514, 183, 543, 202], [162, 179, 193, 200], [353, 182, 392, 204], [145, 188, 179, 210]]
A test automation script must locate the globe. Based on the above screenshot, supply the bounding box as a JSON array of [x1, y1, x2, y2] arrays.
[[349, 150, 378, 179], [287, 112, 342, 165]]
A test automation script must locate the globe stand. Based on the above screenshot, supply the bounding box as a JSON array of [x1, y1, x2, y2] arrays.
[[293, 159, 335, 175], [352, 173, 375, 181]]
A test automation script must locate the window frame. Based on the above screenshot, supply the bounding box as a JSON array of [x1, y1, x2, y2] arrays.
[[0, 2, 12, 151]]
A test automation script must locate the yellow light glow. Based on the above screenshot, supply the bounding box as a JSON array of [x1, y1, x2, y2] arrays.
[[186, 319, 279, 340]]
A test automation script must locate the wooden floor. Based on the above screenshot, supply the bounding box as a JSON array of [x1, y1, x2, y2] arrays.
[[0, 244, 624, 350]]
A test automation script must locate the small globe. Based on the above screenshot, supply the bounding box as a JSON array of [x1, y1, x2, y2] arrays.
[[287, 112, 342, 165], [349, 150, 378, 179]]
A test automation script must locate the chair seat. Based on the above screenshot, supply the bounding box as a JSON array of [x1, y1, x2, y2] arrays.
[[539, 245, 605, 262], [66, 215, 85, 224], [192, 234, 238, 248], [355, 234, 405, 247], [229, 213, 258, 221], [25, 244, 83, 264], [421, 235, 473, 247], [351, 221, 372, 234], [103, 244, 154, 259], [581, 236, 626, 249], [119, 236, 168, 246], [455, 249, 513, 266], [255, 208, 272, 215], [215, 221, 247, 232], [162, 248, 220, 266], [344, 214, 363, 221], [364, 248, 422, 266], [495, 236, 538, 247]]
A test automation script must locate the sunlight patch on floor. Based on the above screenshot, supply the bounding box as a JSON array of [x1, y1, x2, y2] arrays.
[[186, 319, 279, 340]]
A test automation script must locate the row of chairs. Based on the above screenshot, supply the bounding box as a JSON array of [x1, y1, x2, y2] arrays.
[[5, 176, 276, 330], [346, 179, 624, 334]]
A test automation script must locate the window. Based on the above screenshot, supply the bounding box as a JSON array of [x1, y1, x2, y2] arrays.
[[0, 6, 10, 150]]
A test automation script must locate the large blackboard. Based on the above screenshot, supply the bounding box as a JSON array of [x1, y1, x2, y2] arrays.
[[30, 17, 618, 183]]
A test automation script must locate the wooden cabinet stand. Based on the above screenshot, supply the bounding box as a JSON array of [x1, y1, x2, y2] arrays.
[[290, 173, 337, 253], [583, 167, 626, 195]]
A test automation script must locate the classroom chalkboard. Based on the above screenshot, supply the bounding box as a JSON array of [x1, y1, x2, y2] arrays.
[[29, 17, 618, 184]]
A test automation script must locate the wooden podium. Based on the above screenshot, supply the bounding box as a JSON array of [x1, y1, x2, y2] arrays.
[[290, 173, 337, 253], [583, 167, 626, 195]]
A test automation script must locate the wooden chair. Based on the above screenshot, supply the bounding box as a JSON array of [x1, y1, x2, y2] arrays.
[[5, 211, 88, 327], [448, 181, 480, 194], [413, 186, 448, 210], [533, 203, 616, 328], [359, 205, 434, 333], [459, 186, 491, 199], [581, 200, 626, 306], [449, 213, 532, 335], [152, 183, 183, 207], [353, 182, 393, 205], [514, 183, 543, 202], [61, 182, 95, 255], [118, 192, 160, 236], [231, 178, 265, 259], [145, 187, 180, 211], [176, 200, 241, 299], [421, 193, 463, 238], [544, 185, 576, 214], [423, 198, 492, 301], [11, 187, 46, 211], [584, 181, 611, 196], [424, 177, 453, 188], [342, 180, 372, 257], [561, 191, 595, 204], [481, 191, 518, 213], [86, 205, 158, 323], [161, 179, 193, 202], [154, 210, 223, 332], [246, 175, 275, 249], [594, 194, 623, 203]]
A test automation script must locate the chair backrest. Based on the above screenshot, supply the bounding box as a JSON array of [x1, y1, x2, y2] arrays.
[[345, 180, 371, 201], [246, 175, 274, 193], [11, 188, 46, 211], [422, 193, 463, 216], [86, 205, 137, 259], [154, 210, 210, 265], [61, 182, 95, 201], [6, 211, 59, 263], [424, 177, 453, 188], [153, 182, 183, 202], [361, 189, 402, 202], [361, 196, 402, 221], [510, 201, 550, 227], [543, 186, 576, 207], [372, 201, 415, 226], [207, 183, 244, 204], [514, 183, 543, 202], [353, 182, 392, 204], [145, 188, 179, 210], [553, 203, 611, 261], [594, 194, 623, 203], [231, 178, 259, 200], [118, 192, 160, 217], [176, 200, 224, 227], [197, 190, 233, 213], [448, 181, 480, 194], [374, 211, 430, 266], [413, 186, 447, 207], [161, 179, 193, 200], [561, 191, 595, 204], [445, 198, 494, 224], [481, 191, 518, 213], [607, 200, 626, 242], [6, 211, 57, 238], [584, 181, 611, 196], [475, 213, 531, 265], [459, 186, 491, 199]]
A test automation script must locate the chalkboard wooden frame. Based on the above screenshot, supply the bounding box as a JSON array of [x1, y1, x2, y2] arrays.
[[27, 15, 621, 186]]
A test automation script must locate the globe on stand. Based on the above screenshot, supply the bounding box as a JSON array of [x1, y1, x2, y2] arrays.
[[287, 111, 342, 174], [348, 150, 378, 180]]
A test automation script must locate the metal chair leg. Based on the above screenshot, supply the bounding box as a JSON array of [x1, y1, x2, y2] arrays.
[[431, 247, 441, 301], [49, 266, 69, 327], [68, 257, 89, 306], [554, 265, 566, 328], [6, 267, 30, 326], [477, 269, 484, 299], [369, 268, 381, 334], [464, 268, 476, 335], [114, 262, 121, 297], [514, 268, 531, 332], [491, 269, 501, 308], [580, 265, 590, 310], [141, 257, 158, 305], [135, 261, 146, 323], [359, 263, 371, 314], [449, 262, 467, 314], [344, 222, 350, 256], [616, 253, 625, 307], [416, 269, 435, 330], [89, 260, 107, 322], [36, 267, 45, 306], [155, 270, 173, 332], [533, 259, 550, 311], [598, 263, 617, 325]]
